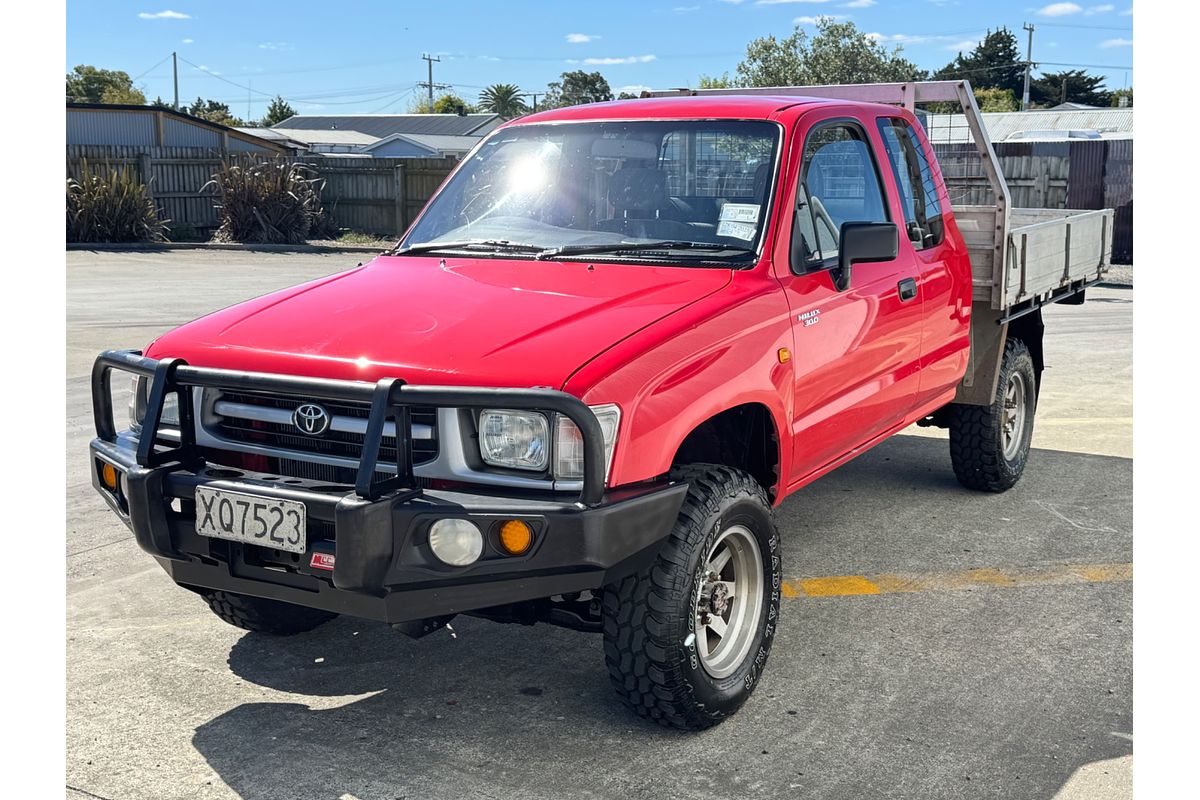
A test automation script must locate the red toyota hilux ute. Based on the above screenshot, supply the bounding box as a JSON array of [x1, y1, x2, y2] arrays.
[[90, 82, 1111, 729]]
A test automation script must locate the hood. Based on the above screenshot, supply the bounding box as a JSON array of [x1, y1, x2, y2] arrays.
[[146, 255, 732, 389]]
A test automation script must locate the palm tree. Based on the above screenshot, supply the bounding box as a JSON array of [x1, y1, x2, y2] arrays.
[[478, 83, 528, 119]]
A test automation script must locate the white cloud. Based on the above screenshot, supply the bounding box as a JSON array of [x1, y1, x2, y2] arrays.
[[181, 38, 193, 44], [1100, 37, 1132, 47], [616, 84, 653, 95], [756, 0, 835, 5], [795, 14, 843, 23], [673, 4, 701, 10], [1120, 6, 1132, 14], [566, 33, 599, 43], [945, 38, 981, 51], [1036, 3, 1082, 16], [138, 10, 190, 19], [258, 42, 293, 51], [1085, 3, 1115, 14], [842, 0, 876, 7], [578, 54, 657, 65], [718, 0, 749, 4]]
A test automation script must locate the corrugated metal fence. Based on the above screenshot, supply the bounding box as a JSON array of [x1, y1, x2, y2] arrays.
[[66, 146, 459, 238], [933, 139, 1133, 264]]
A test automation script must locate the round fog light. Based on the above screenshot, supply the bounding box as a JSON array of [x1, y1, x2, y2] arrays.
[[498, 519, 533, 555], [428, 519, 484, 566]]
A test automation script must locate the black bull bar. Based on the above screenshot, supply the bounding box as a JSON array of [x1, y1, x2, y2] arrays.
[[91, 349, 609, 506]]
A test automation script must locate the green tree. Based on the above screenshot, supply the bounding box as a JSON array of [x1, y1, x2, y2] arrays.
[[698, 73, 734, 89], [66, 65, 144, 104], [1110, 87, 1133, 107], [543, 70, 613, 109], [187, 97, 244, 126], [261, 95, 296, 127], [934, 28, 1024, 98], [1031, 69, 1111, 107], [974, 87, 1018, 112], [617, 91, 640, 100], [99, 84, 147, 105], [735, 18, 924, 87], [478, 83, 528, 118], [432, 93, 476, 114]]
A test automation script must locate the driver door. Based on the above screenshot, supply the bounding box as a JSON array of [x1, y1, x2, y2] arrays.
[[777, 112, 925, 486]]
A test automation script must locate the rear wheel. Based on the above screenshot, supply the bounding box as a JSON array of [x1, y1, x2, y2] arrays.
[[949, 338, 1038, 492], [197, 589, 337, 635], [601, 465, 781, 730]]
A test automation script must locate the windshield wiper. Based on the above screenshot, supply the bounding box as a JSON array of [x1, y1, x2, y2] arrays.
[[536, 240, 754, 260], [393, 239, 548, 256]]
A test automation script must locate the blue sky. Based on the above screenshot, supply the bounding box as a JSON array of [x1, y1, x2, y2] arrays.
[[66, 1, 1133, 117]]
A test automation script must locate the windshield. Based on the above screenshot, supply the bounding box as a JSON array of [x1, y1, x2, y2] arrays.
[[398, 120, 781, 264]]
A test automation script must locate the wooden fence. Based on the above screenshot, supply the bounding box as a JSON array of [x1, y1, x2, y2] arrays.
[[66, 145, 459, 238], [933, 139, 1133, 264]]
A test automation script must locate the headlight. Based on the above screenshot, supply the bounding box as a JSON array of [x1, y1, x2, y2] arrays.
[[129, 375, 180, 432], [554, 404, 620, 481], [478, 410, 550, 471]]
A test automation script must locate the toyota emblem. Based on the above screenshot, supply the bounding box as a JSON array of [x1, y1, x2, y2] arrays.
[[292, 403, 331, 436]]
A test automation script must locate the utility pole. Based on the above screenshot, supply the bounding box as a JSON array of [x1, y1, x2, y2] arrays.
[[419, 53, 446, 112], [1021, 22, 1034, 111], [248, 79, 252, 123], [521, 92, 541, 112], [172, 51, 179, 111]]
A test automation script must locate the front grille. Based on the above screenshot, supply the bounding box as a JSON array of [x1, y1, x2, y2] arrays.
[[208, 389, 438, 472]]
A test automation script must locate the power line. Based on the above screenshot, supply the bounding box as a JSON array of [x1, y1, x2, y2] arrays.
[[1035, 22, 1134, 31], [1039, 61, 1133, 70], [130, 53, 173, 83], [176, 55, 274, 98]]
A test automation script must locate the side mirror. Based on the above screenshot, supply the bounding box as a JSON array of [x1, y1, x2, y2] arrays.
[[832, 222, 898, 291]]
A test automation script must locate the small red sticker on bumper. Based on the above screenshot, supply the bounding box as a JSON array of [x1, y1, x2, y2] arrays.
[[310, 552, 335, 571]]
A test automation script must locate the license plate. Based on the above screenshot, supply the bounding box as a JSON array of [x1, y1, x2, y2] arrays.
[[195, 487, 307, 554]]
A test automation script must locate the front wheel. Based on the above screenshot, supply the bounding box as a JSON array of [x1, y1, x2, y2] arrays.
[[601, 465, 781, 730], [197, 589, 337, 635], [948, 338, 1038, 492]]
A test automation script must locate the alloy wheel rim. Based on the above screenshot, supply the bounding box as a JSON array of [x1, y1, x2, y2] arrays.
[[693, 524, 765, 679], [1002, 371, 1028, 461]]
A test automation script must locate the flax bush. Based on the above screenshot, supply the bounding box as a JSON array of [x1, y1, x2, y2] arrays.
[[66, 160, 169, 243], [207, 160, 333, 244]]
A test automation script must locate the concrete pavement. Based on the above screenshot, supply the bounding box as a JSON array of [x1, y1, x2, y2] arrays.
[[66, 249, 1132, 800]]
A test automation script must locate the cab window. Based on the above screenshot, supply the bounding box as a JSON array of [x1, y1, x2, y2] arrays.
[[792, 122, 888, 272], [877, 118, 945, 249]]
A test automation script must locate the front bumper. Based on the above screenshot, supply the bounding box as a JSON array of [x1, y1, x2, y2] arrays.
[[89, 351, 686, 624], [92, 438, 686, 623]]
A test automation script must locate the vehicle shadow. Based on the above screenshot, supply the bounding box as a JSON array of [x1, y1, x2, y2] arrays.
[[192, 433, 1132, 800]]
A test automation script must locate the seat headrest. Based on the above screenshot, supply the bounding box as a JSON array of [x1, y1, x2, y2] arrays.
[[608, 167, 668, 212], [752, 163, 772, 198]]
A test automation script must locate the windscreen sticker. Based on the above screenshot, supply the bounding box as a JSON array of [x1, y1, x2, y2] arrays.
[[719, 203, 761, 223], [717, 220, 758, 241]]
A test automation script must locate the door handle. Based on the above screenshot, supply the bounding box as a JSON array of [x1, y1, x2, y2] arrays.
[[897, 278, 918, 302]]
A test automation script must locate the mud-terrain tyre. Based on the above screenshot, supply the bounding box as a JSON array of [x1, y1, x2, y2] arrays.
[[601, 464, 782, 730], [198, 589, 337, 635], [949, 338, 1038, 492]]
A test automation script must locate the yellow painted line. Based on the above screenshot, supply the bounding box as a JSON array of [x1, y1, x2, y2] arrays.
[[781, 562, 1131, 599], [798, 575, 881, 597]]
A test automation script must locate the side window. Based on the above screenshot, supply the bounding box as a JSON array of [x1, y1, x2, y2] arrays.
[[877, 118, 945, 249], [793, 123, 888, 271]]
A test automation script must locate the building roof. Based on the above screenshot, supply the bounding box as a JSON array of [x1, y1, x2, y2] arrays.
[[925, 107, 1133, 143], [266, 128, 383, 147], [67, 103, 289, 153], [272, 112, 501, 138], [360, 132, 482, 155]]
